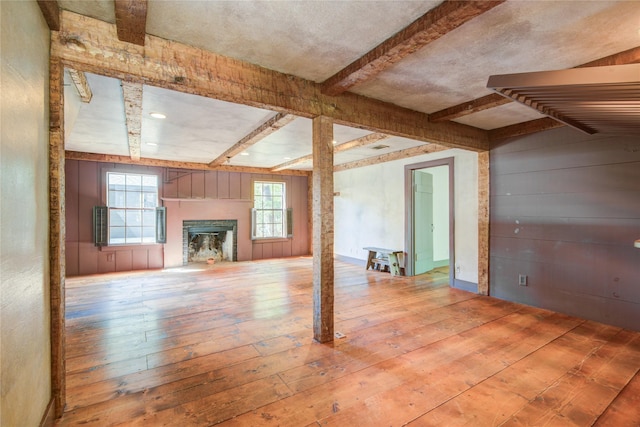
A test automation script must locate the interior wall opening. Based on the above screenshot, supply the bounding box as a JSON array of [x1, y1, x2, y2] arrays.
[[405, 158, 454, 286]]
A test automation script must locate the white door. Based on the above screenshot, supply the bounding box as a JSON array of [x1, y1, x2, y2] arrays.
[[414, 171, 434, 275]]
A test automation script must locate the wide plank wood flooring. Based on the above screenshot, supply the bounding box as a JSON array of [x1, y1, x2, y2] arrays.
[[56, 257, 640, 426]]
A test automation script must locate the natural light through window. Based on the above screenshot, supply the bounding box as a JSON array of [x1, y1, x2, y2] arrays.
[[107, 172, 158, 244], [252, 181, 286, 239]]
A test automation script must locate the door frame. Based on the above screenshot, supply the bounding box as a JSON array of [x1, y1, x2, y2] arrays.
[[404, 157, 454, 285]]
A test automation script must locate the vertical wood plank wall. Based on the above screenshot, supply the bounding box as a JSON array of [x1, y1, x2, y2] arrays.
[[65, 160, 310, 276], [490, 127, 640, 331]]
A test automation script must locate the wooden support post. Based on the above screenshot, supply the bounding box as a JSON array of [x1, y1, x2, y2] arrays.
[[49, 57, 66, 417], [312, 116, 334, 343], [477, 151, 490, 296]]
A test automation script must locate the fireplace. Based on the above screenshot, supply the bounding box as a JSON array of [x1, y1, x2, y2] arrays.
[[182, 220, 237, 265]]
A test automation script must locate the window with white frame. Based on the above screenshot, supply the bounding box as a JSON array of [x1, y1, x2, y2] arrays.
[[106, 172, 159, 244], [252, 181, 287, 239]]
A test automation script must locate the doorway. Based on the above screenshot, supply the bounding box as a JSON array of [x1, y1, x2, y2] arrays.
[[405, 158, 454, 286]]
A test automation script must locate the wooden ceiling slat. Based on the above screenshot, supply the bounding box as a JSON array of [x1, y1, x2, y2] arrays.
[[487, 64, 640, 89], [321, 0, 506, 96], [114, 0, 148, 46], [488, 64, 640, 135]]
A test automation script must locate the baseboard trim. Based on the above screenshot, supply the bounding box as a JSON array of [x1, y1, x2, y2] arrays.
[[433, 259, 449, 268], [39, 398, 55, 427], [334, 254, 366, 267], [453, 278, 478, 293]]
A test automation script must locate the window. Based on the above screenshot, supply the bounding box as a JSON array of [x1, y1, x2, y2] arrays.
[[106, 172, 159, 244], [252, 181, 287, 239]]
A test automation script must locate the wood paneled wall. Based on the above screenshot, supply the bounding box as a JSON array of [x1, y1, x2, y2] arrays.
[[490, 127, 640, 331], [163, 169, 309, 261], [65, 160, 310, 276], [65, 160, 165, 276]]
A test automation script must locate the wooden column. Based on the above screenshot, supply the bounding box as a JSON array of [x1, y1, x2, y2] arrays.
[[49, 58, 66, 416], [477, 151, 490, 295], [312, 116, 334, 343]]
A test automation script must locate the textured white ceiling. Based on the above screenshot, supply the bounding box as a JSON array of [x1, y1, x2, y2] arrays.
[[59, 0, 640, 168]]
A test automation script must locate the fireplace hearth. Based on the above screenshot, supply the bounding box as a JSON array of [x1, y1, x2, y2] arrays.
[[182, 220, 237, 265]]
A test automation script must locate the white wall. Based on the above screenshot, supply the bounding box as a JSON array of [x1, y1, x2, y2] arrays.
[[1, 1, 52, 425], [334, 149, 479, 285]]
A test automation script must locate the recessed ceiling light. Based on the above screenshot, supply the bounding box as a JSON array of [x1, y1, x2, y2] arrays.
[[332, 140, 337, 145], [145, 142, 157, 146], [150, 112, 166, 119], [284, 157, 291, 160], [240, 152, 250, 156]]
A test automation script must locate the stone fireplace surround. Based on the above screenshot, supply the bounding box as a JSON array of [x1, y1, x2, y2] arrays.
[[182, 219, 237, 265]]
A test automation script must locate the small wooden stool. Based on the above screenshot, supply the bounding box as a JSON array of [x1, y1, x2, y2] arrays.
[[364, 247, 404, 276]]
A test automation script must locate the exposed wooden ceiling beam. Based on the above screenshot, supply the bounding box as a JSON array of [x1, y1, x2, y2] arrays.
[[67, 68, 93, 103], [321, 0, 505, 96], [272, 132, 389, 172], [334, 143, 448, 172], [209, 113, 295, 167], [488, 117, 564, 142], [120, 80, 143, 161], [429, 93, 510, 122], [37, 0, 60, 31], [271, 154, 312, 173], [335, 132, 390, 152], [114, 0, 147, 46], [52, 11, 489, 152], [430, 46, 640, 123], [578, 45, 640, 68], [65, 150, 311, 176]]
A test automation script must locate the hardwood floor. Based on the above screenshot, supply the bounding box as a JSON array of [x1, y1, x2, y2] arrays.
[[56, 257, 640, 426]]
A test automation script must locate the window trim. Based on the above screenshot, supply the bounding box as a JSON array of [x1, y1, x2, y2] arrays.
[[251, 179, 290, 241], [99, 167, 165, 247]]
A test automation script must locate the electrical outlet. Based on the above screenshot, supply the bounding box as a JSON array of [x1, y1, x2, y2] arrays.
[[518, 274, 528, 286]]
